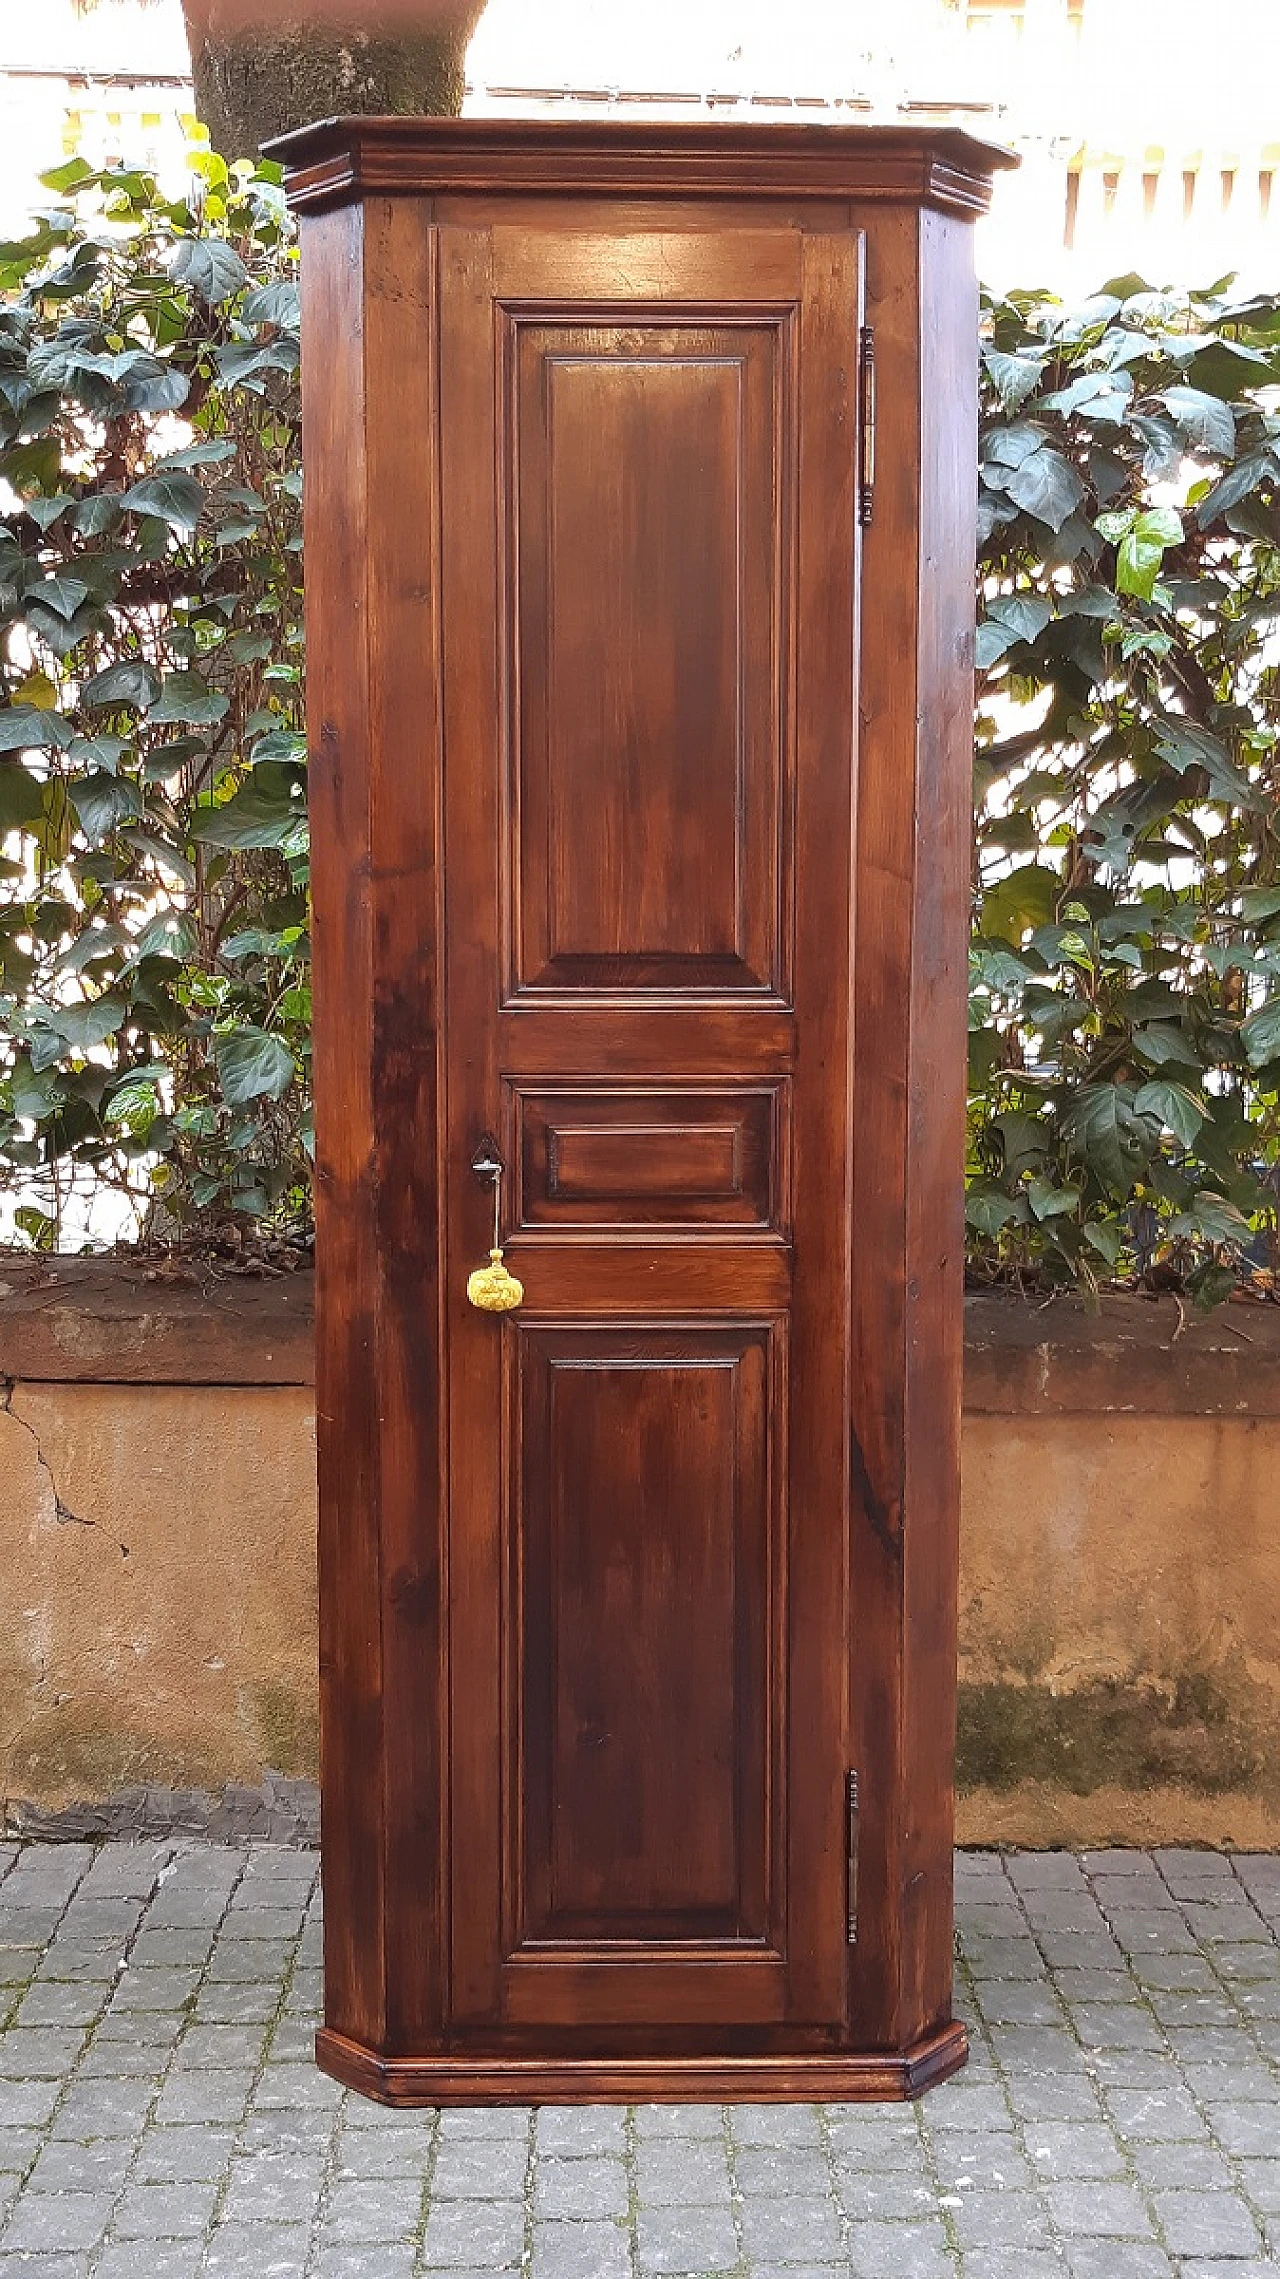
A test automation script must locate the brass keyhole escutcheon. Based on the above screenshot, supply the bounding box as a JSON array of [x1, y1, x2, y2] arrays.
[[467, 1136, 523, 1314]]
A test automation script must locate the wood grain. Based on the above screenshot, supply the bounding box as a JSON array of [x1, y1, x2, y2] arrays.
[[288, 118, 1006, 2097]]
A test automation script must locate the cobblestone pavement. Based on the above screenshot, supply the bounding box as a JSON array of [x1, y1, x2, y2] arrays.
[[1, 1842, 1279, 2277]]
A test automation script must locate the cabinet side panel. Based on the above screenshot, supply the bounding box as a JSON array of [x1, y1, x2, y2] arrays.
[[301, 202, 386, 2048], [901, 206, 978, 2037], [846, 204, 921, 2049], [362, 199, 448, 2049]]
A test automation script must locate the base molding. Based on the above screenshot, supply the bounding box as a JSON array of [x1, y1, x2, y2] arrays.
[[316, 2020, 968, 2105]]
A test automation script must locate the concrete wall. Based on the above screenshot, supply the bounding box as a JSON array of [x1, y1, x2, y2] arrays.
[[1, 1262, 1277, 1846]]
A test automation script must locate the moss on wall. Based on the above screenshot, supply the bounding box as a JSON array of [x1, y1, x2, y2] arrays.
[[958, 1673, 1275, 1803]]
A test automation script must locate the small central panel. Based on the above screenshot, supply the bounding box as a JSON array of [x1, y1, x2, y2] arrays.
[[512, 1326, 779, 1948], [503, 314, 792, 997]]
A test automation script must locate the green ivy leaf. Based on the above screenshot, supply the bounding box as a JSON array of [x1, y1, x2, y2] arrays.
[[1240, 1000, 1280, 1069], [1132, 1079, 1205, 1146], [1060, 1083, 1157, 1194], [81, 660, 162, 712], [121, 472, 203, 531], [214, 1024, 294, 1106], [169, 236, 248, 306], [1159, 385, 1236, 458]]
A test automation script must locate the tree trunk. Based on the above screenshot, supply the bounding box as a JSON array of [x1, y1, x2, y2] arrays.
[[181, 0, 488, 159]]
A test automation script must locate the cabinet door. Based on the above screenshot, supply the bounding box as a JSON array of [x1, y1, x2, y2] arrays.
[[439, 216, 861, 2042]]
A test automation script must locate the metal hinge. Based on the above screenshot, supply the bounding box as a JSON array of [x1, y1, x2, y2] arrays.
[[858, 325, 876, 528], [845, 1769, 860, 1943]]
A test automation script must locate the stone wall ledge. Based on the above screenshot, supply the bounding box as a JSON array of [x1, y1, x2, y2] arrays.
[[1, 1256, 1276, 1408]]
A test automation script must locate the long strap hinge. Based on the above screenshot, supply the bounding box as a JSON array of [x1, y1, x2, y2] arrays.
[[858, 325, 876, 528], [845, 1769, 860, 1943]]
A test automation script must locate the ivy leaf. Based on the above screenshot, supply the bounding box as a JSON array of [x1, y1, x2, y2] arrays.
[[1133, 1079, 1205, 1146], [1159, 385, 1236, 458], [1026, 1177, 1079, 1221], [240, 279, 301, 327], [1131, 1022, 1202, 1071], [1154, 717, 1254, 805], [983, 348, 1046, 412], [214, 1025, 294, 1106], [81, 660, 161, 712], [169, 237, 248, 306], [964, 1185, 1024, 1237], [122, 472, 203, 531], [1240, 1000, 1280, 1069], [0, 762, 46, 832], [1060, 1083, 1157, 1194], [0, 704, 73, 752], [70, 771, 144, 844], [1115, 507, 1183, 600], [39, 995, 126, 1051], [1002, 444, 1088, 532], [190, 783, 305, 849], [1167, 1193, 1251, 1245], [148, 672, 230, 727]]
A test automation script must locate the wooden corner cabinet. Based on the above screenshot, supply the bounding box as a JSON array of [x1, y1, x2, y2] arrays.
[[275, 116, 1015, 2104]]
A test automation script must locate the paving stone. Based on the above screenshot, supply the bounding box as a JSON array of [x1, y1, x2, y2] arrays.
[[949, 2188, 1055, 2250], [0, 2130, 41, 2174], [1023, 2121, 1128, 2179], [134, 2125, 237, 2183], [1178, 2266, 1280, 2279], [204, 2222, 312, 2277], [636, 2203, 738, 2274], [732, 2102, 824, 2149], [0, 2082, 59, 2129], [421, 2196, 525, 2268], [219, 2151, 328, 2223], [960, 2255, 1066, 2279], [633, 2138, 731, 2205], [434, 2107, 530, 2146], [1041, 2179, 1156, 2236], [738, 2193, 844, 2262], [1004, 2072, 1106, 2123], [322, 2176, 424, 2240], [312, 2247, 416, 2279], [153, 2071, 251, 2126], [1130, 2138, 1236, 2190], [1063, 2247, 1177, 2278], [96, 2246, 203, 2279], [1, 2192, 114, 2253], [535, 2156, 628, 2219], [532, 2106, 626, 2157], [1206, 2105, 1280, 2157], [111, 2180, 220, 2238], [845, 2218, 954, 2278], [535, 2217, 631, 2279], [0, 2246, 93, 2279], [52, 2078, 155, 2136], [0, 2030, 88, 2078], [1152, 2187, 1264, 2257], [735, 2145, 831, 2197], [837, 2169, 945, 2220], [26, 2139, 132, 2194], [1237, 2159, 1280, 2214]]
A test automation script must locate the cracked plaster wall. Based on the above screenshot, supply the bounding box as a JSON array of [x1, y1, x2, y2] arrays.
[[2, 1354, 1279, 1848], [0, 1383, 317, 1826]]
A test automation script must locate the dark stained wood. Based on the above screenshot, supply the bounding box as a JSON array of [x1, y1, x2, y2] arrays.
[[514, 1083, 784, 1232], [268, 115, 1017, 220], [316, 2019, 970, 2104], [516, 1327, 771, 1948], [288, 119, 1008, 2100]]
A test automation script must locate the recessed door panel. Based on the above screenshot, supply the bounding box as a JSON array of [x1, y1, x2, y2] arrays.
[[514, 1084, 785, 1231], [503, 314, 792, 998], [511, 1325, 780, 1951]]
